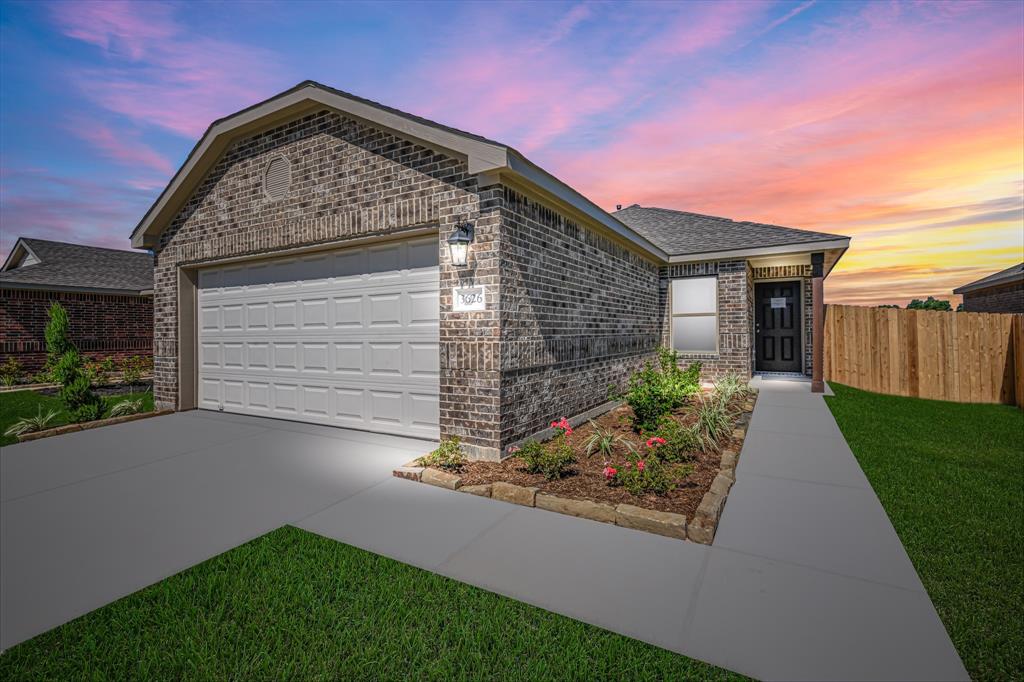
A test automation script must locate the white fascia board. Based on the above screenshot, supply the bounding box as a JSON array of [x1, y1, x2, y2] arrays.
[[1, 239, 30, 271], [505, 152, 669, 261], [667, 239, 851, 264]]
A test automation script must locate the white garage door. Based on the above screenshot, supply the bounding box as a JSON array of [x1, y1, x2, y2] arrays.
[[197, 237, 440, 439]]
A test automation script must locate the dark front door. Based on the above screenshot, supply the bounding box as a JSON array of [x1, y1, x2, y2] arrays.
[[755, 281, 802, 373]]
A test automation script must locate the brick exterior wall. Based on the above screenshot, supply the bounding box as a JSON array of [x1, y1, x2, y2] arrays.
[[497, 187, 661, 448], [661, 260, 754, 379], [961, 281, 1024, 313], [151, 109, 503, 454], [659, 261, 816, 380], [0, 288, 152, 373]]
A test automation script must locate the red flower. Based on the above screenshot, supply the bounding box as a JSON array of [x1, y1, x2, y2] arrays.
[[646, 436, 666, 448], [636, 460, 646, 471], [507, 445, 520, 454], [550, 417, 573, 435], [603, 466, 617, 480]]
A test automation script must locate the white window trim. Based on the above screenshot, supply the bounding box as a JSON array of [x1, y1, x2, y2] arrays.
[[670, 276, 719, 354]]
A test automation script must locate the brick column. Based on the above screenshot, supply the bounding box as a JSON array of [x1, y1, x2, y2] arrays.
[[811, 252, 825, 393]]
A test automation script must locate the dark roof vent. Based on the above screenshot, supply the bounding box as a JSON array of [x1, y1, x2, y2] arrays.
[[615, 204, 622, 210], [263, 156, 291, 200]]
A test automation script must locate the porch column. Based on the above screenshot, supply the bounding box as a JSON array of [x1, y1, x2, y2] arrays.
[[811, 252, 825, 393]]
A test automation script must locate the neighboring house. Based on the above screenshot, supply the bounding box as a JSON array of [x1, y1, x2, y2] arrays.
[[0, 238, 154, 373], [131, 81, 849, 459], [953, 263, 1024, 313]]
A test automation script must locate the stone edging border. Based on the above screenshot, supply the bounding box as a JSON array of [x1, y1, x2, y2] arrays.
[[16, 409, 175, 443], [0, 375, 154, 394], [394, 389, 758, 543]]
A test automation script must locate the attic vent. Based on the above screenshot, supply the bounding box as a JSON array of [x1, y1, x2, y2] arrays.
[[263, 156, 291, 200]]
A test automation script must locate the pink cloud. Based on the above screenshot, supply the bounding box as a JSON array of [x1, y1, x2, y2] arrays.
[[0, 168, 151, 259], [67, 117, 173, 177], [49, 1, 290, 138], [405, 2, 764, 153]]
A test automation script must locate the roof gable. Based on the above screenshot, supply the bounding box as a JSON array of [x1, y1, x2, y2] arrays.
[[0, 238, 153, 294], [129, 81, 666, 261]]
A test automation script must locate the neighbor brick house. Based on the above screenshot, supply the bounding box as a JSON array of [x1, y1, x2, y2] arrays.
[[1, 238, 153, 373], [953, 263, 1024, 313], [131, 81, 849, 459]]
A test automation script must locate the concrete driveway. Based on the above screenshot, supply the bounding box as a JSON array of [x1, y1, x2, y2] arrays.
[[1, 389, 968, 681], [0, 410, 427, 650]]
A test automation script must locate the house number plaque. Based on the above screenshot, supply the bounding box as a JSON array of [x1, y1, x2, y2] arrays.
[[453, 286, 486, 312]]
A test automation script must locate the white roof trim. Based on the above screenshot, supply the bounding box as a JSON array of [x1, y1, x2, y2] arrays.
[[1, 238, 40, 272]]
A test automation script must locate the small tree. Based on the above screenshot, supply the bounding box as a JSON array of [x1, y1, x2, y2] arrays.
[[45, 303, 102, 422], [44, 302, 74, 368]]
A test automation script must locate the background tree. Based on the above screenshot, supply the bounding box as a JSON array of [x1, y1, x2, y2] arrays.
[[907, 296, 953, 311]]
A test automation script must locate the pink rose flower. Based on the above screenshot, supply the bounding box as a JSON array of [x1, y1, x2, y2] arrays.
[[646, 436, 666, 448], [603, 466, 617, 480], [637, 460, 646, 471]]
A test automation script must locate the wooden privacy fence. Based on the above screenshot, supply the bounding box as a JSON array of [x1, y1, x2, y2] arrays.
[[824, 304, 1024, 406]]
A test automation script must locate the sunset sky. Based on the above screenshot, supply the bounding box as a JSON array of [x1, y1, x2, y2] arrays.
[[1, 0, 1021, 305]]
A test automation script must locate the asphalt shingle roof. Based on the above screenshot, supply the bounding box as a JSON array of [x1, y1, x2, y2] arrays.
[[612, 204, 848, 257], [953, 262, 1024, 294], [0, 239, 153, 293]]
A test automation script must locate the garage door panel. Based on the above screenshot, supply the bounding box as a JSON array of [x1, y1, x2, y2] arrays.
[[409, 342, 440, 377], [246, 303, 269, 330], [300, 343, 329, 373], [300, 299, 329, 329], [409, 393, 440, 429], [197, 237, 439, 438], [368, 294, 401, 327]]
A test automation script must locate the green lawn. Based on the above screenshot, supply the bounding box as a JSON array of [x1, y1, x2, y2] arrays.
[[825, 383, 1023, 682], [0, 526, 742, 681], [0, 389, 154, 446]]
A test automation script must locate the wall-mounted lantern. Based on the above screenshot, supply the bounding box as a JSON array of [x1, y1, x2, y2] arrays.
[[447, 221, 475, 267]]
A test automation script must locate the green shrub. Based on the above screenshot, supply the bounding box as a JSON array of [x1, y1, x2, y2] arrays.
[[621, 350, 702, 432], [120, 355, 146, 387], [44, 302, 74, 368], [712, 372, 750, 405], [3, 406, 60, 437], [607, 454, 686, 496], [691, 393, 732, 453], [517, 439, 576, 481], [30, 369, 52, 385], [418, 437, 467, 471], [0, 357, 23, 387], [53, 349, 102, 423], [583, 421, 631, 460], [108, 397, 145, 418], [645, 417, 699, 463]]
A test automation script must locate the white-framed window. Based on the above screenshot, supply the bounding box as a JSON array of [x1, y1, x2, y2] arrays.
[[671, 277, 718, 353]]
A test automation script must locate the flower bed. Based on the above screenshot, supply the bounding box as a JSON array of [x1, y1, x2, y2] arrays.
[[396, 353, 757, 543]]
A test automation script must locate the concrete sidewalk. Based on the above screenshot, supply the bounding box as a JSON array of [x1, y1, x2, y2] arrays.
[[300, 378, 968, 681]]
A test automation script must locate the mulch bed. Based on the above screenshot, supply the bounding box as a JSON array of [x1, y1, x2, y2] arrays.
[[37, 380, 153, 398], [457, 391, 744, 520]]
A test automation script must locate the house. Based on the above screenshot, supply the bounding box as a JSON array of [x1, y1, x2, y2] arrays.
[[0, 238, 154, 372], [131, 81, 849, 460], [953, 262, 1024, 313]]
